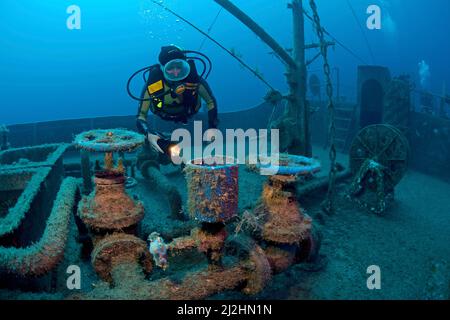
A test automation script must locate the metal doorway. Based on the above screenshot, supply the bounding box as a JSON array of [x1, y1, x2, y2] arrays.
[[360, 79, 383, 128]]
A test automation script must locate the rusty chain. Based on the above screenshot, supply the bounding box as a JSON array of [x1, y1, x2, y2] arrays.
[[309, 0, 337, 214]]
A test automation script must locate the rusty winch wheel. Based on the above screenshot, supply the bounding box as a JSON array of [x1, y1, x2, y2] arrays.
[[349, 124, 410, 189]]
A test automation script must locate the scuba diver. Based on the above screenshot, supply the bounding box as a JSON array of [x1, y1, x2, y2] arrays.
[[128, 45, 218, 156]]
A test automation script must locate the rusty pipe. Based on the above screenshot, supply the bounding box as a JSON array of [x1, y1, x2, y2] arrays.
[[79, 245, 271, 300], [296, 169, 352, 197]]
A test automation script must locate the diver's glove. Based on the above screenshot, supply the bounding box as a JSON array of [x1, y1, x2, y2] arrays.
[[147, 133, 164, 154], [137, 118, 165, 154]]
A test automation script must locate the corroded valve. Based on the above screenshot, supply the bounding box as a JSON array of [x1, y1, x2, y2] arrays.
[[73, 129, 151, 282]]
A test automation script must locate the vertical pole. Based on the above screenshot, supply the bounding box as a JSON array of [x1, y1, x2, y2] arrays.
[[81, 150, 93, 195], [105, 152, 114, 171], [119, 151, 127, 175], [289, 0, 311, 156]]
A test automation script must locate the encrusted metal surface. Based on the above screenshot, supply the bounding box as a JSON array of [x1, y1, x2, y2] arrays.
[[78, 174, 144, 231], [185, 157, 239, 223], [258, 178, 312, 245], [91, 233, 152, 282], [348, 124, 410, 214], [0, 178, 80, 276], [0, 167, 52, 237], [74, 129, 144, 153], [0, 143, 69, 172], [242, 245, 272, 295], [349, 124, 409, 188]]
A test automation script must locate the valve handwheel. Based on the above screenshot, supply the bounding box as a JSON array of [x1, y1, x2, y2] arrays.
[[74, 129, 145, 153]]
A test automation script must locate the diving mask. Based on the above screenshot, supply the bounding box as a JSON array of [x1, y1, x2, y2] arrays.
[[163, 59, 191, 82]]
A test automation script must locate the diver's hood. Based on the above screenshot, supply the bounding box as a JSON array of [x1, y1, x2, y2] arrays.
[[159, 45, 186, 66]]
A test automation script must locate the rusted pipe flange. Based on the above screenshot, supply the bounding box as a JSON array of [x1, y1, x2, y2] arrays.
[[264, 245, 296, 274], [242, 245, 272, 295], [74, 129, 145, 153], [91, 233, 152, 282]]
